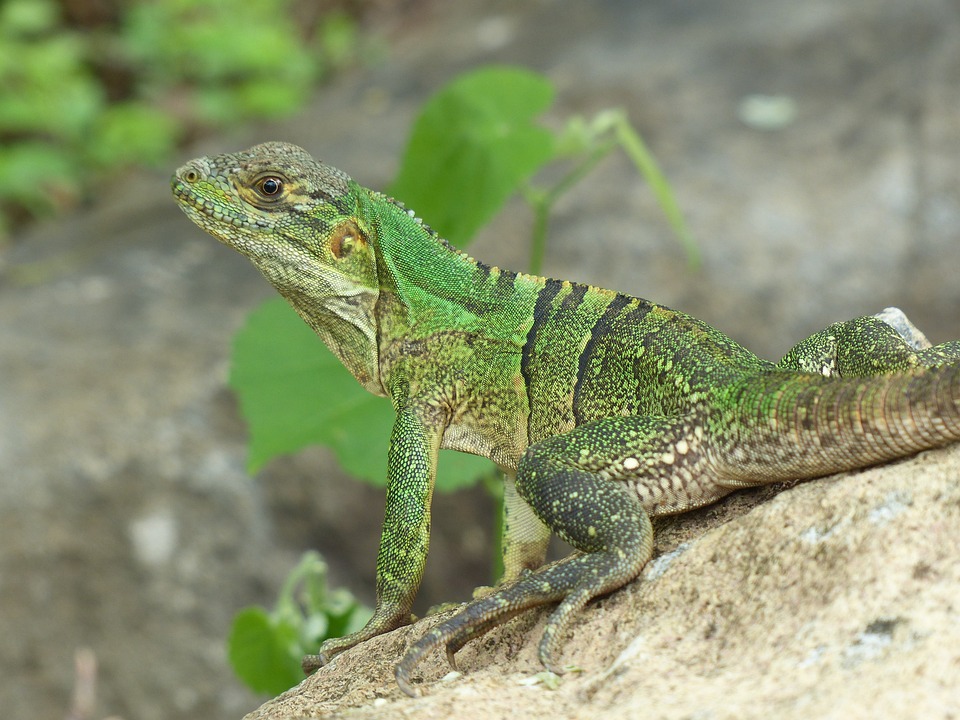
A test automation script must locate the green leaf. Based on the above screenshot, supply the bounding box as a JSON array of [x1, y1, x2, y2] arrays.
[[319, 591, 372, 641], [230, 298, 391, 479], [228, 551, 373, 694], [389, 66, 556, 246], [436, 449, 495, 492], [228, 607, 303, 696], [0, 0, 58, 36], [0, 34, 102, 140], [230, 299, 495, 489]]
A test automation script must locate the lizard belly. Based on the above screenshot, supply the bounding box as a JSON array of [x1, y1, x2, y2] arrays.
[[442, 422, 522, 472]]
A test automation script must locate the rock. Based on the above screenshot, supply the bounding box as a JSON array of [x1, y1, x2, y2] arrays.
[[246, 444, 960, 719]]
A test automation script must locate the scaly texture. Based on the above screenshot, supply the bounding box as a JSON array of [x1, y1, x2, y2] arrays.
[[172, 142, 960, 696]]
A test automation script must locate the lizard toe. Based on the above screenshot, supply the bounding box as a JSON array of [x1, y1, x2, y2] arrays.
[[301, 653, 324, 674], [395, 662, 420, 698]]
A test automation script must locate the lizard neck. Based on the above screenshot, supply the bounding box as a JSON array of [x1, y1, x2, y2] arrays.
[[279, 281, 383, 395], [362, 188, 537, 344]]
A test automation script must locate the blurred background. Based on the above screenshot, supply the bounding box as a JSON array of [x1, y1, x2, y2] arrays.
[[2, 0, 959, 718]]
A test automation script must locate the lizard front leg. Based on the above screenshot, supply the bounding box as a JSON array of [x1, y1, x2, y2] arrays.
[[303, 404, 442, 671], [395, 413, 717, 695]]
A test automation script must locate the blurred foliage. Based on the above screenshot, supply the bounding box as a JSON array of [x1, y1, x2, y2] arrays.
[[0, 0, 361, 237], [228, 551, 371, 695]]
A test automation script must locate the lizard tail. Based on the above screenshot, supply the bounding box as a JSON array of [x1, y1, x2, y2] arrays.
[[717, 362, 960, 484]]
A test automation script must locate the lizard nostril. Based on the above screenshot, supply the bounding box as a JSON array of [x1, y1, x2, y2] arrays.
[[183, 168, 200, 183]]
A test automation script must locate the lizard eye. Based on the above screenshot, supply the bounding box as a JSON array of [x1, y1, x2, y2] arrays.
[[257, 176, 284, 197]]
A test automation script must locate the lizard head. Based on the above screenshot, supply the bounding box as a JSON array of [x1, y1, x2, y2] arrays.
[[172, 141, 383, 392]]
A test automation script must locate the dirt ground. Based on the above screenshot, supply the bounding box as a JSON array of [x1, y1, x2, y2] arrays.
[[2, 1, 959, 719]]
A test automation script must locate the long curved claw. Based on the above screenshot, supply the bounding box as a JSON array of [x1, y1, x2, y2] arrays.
[[394, 634, 466, 696], [445, 644, 459, 671], [393, 624, 448, 696], [391, 571, 568, 694], [537, 628, 565, 676]]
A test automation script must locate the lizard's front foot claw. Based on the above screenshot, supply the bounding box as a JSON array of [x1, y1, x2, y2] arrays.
[[303, 631, 363, 675]]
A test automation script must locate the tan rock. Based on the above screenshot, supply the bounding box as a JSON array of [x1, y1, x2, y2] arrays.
[[246, 444, 960, 720]]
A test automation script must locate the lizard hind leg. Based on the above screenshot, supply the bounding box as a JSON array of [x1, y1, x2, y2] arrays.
[[394, 441, 655, 695], [515, 440, 656, 672], [394, 559, 568, 696]]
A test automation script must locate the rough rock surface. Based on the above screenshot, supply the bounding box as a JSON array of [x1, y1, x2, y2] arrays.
[[2, 1, 959, 719], [248, 446, 960, 720]]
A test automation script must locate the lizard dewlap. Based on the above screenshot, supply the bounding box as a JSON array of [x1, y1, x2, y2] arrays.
[[172, 142, 960, 696]]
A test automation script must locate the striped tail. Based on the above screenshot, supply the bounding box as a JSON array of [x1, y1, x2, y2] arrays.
[[717, 363, 960, 483]]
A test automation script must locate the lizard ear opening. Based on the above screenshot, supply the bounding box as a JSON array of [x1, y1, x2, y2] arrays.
[[330, 220, 366, 259]]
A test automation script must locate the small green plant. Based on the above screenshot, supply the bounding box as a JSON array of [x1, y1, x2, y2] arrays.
[[228, 551, 370, 695], [0, 0, 358, 238], [227, 65, 694, 694]]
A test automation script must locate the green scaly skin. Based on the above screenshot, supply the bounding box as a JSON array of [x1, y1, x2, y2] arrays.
[[172, 142, 960, 696]]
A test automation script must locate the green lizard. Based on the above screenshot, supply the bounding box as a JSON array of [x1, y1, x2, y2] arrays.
[[172, 141, 960, 696]]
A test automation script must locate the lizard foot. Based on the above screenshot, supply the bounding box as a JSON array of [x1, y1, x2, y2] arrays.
[[394, 546, 647, 696], [303, 606, 415, 676]]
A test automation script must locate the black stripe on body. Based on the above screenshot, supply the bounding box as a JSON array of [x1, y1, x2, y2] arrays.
[[474, 260, 493, 280], [560, 283, 588, 312], [467, 261, 494, 311], [463, 261, 513, 316], [572, 293, 635, 425], [493, 266, 517, 297], [521, 279, 565, 439]]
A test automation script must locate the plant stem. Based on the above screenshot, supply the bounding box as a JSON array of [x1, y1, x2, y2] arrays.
[[526, 140, 617, 275], [613, 116, 699, 268]]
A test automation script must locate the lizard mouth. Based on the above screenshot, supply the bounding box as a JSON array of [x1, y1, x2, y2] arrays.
[[171, 175, 266, 231], [171, 177, 216, 218]]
